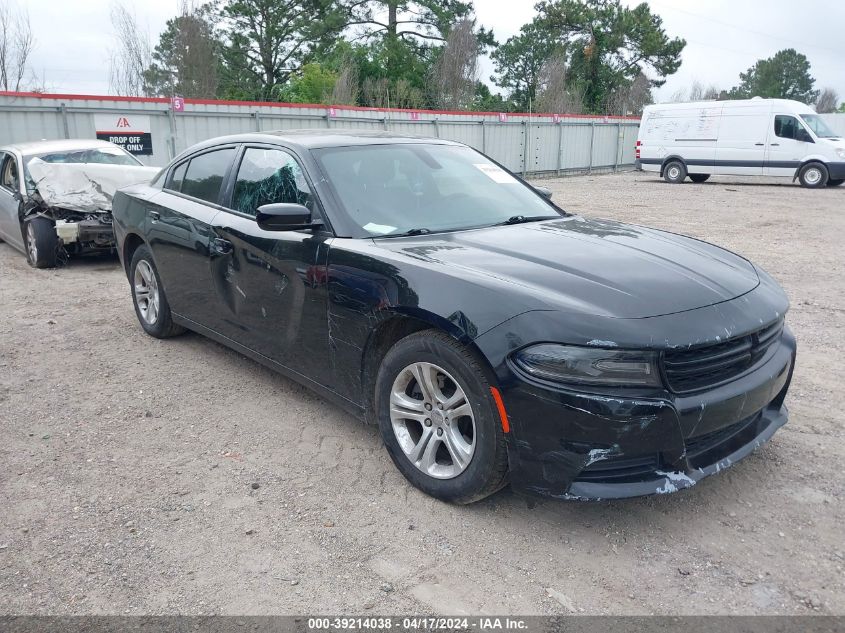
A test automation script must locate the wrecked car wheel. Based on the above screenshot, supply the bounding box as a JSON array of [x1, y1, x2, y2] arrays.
[[130, 245, 185, 339], [24, 217, 58, 269], [375, 331, 509, 504]]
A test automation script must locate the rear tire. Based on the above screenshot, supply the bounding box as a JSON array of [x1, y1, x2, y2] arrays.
[[375, 330, 509, 504], [23, 217, 58, 268], [798, 163, 828, 188], [129, 244, 185, 339], [689, 174, 710, 183], [663, 160, 687, 184], [828, 178, 843, 187]]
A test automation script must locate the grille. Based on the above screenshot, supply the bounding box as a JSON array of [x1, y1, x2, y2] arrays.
[[575, 453, 663, 483], [663, 320, 783, 393], [684, 412, 761, 468]]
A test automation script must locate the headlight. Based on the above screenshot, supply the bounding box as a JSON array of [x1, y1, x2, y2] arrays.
[[513, 344, 661, 387], [837, 148, 845, 159]]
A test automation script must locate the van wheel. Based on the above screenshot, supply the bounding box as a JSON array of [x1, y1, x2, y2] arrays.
[[689, 174, 710, 183], [23, 217, 59, 268], [828, 179, 843, 187], [663, 160, 687, 184], [798, 163, 828, 188]]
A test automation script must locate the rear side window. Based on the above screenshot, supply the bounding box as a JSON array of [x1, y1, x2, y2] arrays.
[[231, 147, 312, 216], [167, 161, 188, 192], [180, 148, 236, 204], [774, 115, 802, 140]]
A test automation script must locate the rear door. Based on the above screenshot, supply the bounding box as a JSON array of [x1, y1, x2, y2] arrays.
[[765, 114, 814, 177], [0, 152, 24, 249], [147, 145, 238, 325], [714, 102, 771, 176], [206, 144, 334, 387]]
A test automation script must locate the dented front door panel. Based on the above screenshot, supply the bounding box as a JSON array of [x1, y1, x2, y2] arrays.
[[207, 211, 333, 388]]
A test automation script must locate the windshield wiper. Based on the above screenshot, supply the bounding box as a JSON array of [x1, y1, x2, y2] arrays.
[[379, 227, 432, 238], [495, 214, 560, 226]]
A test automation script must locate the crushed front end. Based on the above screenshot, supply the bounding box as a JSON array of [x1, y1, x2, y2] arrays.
[[475, 277, 796, 501]]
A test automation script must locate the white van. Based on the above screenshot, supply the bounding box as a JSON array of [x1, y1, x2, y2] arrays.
[[636, 98, 845, 188]]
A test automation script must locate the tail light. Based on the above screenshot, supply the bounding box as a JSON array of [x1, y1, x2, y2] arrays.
[[635, 140, 642, 159]]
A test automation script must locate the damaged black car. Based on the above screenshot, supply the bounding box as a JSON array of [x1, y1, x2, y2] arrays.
[[0, 139, 158, 268], [112, 130, 796, 503]]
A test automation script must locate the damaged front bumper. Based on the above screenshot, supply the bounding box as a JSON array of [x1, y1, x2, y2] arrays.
[[55, 216, 116, 250], [499, 326, 796, 500]]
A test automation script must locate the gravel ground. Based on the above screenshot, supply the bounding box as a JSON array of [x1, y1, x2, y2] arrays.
[[0, 170, 842, 616]]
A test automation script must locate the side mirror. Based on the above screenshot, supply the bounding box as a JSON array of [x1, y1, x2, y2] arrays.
[[256, 203, 323, 231], [534, 185, 553, 200], [796, 129, 814, 143]]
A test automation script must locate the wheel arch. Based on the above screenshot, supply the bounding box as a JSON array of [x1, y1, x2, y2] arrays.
[[792, 159, 829, 183], [359, 310, 497, 424], [659, 155, 687, 177], [122, 232, 146, 276]]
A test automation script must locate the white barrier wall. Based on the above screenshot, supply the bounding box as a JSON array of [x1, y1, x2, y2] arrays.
[[0, 92, 640, 175]]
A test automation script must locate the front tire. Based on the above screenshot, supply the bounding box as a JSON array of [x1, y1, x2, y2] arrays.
[[689, 174, 710, 183], [663, 160, 687, 184], [798, 163, 828, 188], [129, 244, 185, 339], [23, 217, 58, 268], [375, 331, 509, 504]]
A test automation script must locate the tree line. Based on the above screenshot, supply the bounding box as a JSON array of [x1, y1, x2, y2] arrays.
[[670, 49, 842, 114], [108, 0, 686, 115]]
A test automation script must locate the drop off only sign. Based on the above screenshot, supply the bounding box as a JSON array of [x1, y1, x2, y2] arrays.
[[94, 114, 153, 155]]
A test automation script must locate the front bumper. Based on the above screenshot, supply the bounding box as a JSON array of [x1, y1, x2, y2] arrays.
[[56, 218, 116, 250], [827, 162, 845, 181], [499, 327, 796, 500]]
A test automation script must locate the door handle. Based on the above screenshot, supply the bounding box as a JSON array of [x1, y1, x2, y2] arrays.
[[210, 237, 233, 256], [150, 210, 160, 222], [754, 143, 765, 146], [770, 143, 780, 146]]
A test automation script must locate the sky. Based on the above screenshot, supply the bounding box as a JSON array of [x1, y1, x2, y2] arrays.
[[18, 0, 845, 105]]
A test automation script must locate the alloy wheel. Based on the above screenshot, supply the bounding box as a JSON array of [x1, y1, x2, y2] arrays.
[[389, 361, 476, 479], [134, 260, 160, 325]]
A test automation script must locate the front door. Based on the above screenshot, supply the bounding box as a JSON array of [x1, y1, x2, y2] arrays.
[[147, 146, 238, 325], [765, 114, 814, 177], [207, 145, 334, 388]]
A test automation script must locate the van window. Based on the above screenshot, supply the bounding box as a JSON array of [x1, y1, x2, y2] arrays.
[[774, 115, 806, 141]]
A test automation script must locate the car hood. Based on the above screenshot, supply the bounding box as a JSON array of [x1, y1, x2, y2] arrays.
[[27, 158, 159, 214], [373, 216, 760, 319]]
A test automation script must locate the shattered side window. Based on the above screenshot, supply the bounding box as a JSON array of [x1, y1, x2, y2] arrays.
[[232, 147, 311, 217]]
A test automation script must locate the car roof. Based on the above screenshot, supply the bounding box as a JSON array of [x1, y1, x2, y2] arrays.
[[174, 129, 464, 160], [0, 138, 122, 155]]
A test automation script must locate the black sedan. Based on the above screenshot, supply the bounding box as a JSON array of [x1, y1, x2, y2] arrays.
[[112, 130, 795, 503]]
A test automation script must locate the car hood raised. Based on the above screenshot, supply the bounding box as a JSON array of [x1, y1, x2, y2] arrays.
[[373, 216, 760, 319]]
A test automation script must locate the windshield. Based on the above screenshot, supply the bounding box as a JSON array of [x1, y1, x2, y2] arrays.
[[314, 144, 562, 237], [800, 114, 838, 138]]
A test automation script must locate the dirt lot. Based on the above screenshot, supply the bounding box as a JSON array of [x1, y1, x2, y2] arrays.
[[0, 170, 843, 616]]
